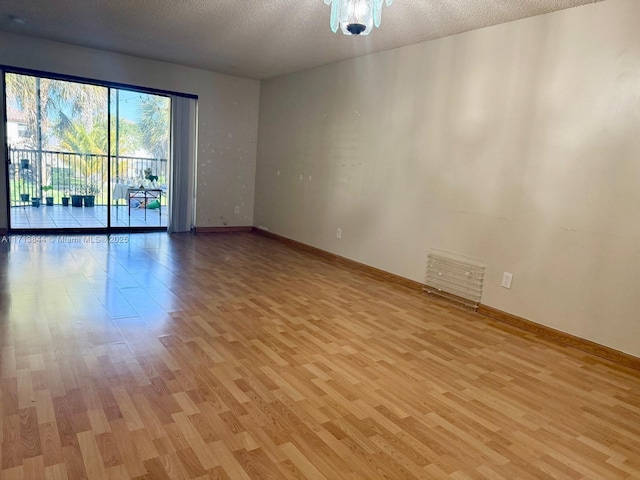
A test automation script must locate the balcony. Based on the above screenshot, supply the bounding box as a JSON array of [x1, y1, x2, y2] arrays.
[[8, 147, 168, 229]]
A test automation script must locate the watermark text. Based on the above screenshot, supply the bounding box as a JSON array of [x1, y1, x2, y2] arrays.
[[1, 235, 130, 244]]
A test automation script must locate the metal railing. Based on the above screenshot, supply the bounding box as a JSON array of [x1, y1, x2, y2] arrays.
[[8, 147, 168, 206]]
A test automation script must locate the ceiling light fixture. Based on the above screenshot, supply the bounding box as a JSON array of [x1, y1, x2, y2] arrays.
[[324, 0, 394, 36]]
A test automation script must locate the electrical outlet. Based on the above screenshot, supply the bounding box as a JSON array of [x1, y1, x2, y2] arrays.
[[336, 228, 342, 239], [234, 205, 240, 214], [501, 272, 513, 289]]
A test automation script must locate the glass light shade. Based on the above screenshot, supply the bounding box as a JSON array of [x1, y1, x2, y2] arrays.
[[324, 0, 394, 36]]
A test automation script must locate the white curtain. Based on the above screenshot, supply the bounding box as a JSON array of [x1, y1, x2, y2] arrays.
[[167, 95, 197, 233]]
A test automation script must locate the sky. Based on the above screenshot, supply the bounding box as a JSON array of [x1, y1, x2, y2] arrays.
[[113, 89, 147, 122]]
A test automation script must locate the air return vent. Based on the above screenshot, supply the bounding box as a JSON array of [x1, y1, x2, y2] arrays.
[[424, 249, 485, 310]]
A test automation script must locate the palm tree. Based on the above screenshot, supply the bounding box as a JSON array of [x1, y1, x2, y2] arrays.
[[58, 118, 143, 194], [139, 95, 170, 160], [6, 73, 107, 149], [6, 73, 107, 196], [7, 73, 168, 157], [7, 74, 170, 201], [57, 122, 105, 194]]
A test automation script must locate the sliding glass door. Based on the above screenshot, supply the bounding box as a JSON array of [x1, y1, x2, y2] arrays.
[[109, 89, 170, 228], [4, 71, 170, 231], [6, 74, 108, 228]]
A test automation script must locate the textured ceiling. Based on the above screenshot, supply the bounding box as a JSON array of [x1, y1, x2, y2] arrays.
[[0, 0, 602, 80]]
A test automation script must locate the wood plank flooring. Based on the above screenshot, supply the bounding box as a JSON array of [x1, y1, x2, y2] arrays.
[[1, 232, 639, 479]]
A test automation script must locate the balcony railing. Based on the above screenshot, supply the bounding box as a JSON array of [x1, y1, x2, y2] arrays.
[[8, 147, 168, 207]]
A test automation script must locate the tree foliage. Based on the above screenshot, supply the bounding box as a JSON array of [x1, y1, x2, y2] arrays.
[[139, 95, 170, 159], [6, 73, 106, 150], [7, 73, 169, 157], [6, 73, 171, 191]]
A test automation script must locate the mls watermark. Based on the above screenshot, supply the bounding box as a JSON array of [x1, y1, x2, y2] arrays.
[[1, 235, 130, 244]]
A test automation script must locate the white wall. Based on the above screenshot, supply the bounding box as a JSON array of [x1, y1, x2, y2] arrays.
[[0, 32, 260, 229], [255, 0, 640, 356]]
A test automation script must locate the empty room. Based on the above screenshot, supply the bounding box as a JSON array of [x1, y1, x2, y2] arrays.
[[1, 0, 639, 479]]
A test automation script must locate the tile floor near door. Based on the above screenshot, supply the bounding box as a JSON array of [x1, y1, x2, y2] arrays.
[[9, 204, 167, 229], [0, 232, 639, 479]]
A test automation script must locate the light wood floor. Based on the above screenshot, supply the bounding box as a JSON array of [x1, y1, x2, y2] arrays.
[[1, 232, 639, 479]]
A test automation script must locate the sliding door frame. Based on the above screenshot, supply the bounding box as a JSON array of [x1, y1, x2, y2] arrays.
[[2, 65, 197, 234]]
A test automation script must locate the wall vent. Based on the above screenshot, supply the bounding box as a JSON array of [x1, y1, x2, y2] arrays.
[[424, 249, 485, 310]]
